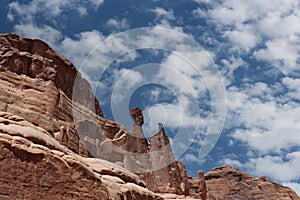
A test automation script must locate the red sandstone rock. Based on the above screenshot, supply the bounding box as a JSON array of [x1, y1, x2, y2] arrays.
[[0, 33, 103, 118], [129, 107, 144, 126], [0, 111, 162, 200], [205, 165, 300, 200], [0, 33, 299, 200]]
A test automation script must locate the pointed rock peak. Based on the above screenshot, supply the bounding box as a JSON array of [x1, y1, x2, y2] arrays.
[[158, 122, 164, 131], [149, 123, 171, 151], [129, 107, 144, 126]]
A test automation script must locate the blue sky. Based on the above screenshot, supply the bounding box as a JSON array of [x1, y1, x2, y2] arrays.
[[1, 0, 300, 195]]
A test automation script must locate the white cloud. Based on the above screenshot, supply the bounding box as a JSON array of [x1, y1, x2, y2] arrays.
[[7, 0, 104, 23], [195, 0, 300, 75], [194, 0, 209, 3], [151, 7, 175, 21], [60, 29, 140, 80], [224, 25, 260, 53], [7, 0, 106, 67], [77, 6, 88, 17], [60, 30, 105, 67], [222, 158, 243, 168], [282, 77, 300, 100], [221, 56, 247, 81], [144, 95, 200, 131], [89, 0, 104, 8], [183, 153, 204, 164], [257, 10, 300, 38], [207, 0, 298, 26], [224, 77, 300, 189], [197, 2, 300, 172], [111, 68, 144, 103], [14, 23, 62, 47], [254, 38, 300, 75], [228, 84, 300, 154], [222, 155, 300, 191], [248, 152, 300, 182], [192, 8, 207, 18], [106, 18, 130, 30]]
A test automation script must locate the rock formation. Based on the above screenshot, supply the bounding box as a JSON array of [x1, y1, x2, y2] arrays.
[[0, 33, 104, 157], [0, 33, 299, 199], [205, 165, 300, 200], [0, 112, 161, 199]]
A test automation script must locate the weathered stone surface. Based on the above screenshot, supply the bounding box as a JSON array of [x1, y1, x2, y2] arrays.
[[188, 170, 207, 200], [1, 33, 299, 200], [0, 112, 162, 200], [0, 33, 103, 118], [129, 107, 144, 126], [144, 123, 189, 195], [0, 33, 106, 157], [0, 69, 91, 156], [205, 165, 300, 200]]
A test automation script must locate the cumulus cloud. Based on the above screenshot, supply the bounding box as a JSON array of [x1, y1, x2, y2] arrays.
[[227, 82, 300, 154], [14, 23, 62, 48], [224, 25, 260, 53], [150, 7, 177, 26], [254, 38, 300, 75], [222, 76, 300, 189], [190, 2, 300, 185], [144, 95, 200, 131], [282, 77, 300, 100], [111, 68, 144, 103], [60, 30, 105, 67], [207, 0, 298, 26], [250, 152, 300, 182], [193, 0, 300, 75]]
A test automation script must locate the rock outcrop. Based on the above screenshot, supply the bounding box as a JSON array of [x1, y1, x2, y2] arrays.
[[205, 165, 300, 200], [0, 33, 299, 200], [0, 33, 104, 157], [0, 112, 162, 200]]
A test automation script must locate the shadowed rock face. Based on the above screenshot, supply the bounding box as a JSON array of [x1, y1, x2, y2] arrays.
[[129, 107, 144, 126], [0, 33, 299, 200]]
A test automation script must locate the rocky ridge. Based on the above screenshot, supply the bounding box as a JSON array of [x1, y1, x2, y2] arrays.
[[0, 33, 299, 199]]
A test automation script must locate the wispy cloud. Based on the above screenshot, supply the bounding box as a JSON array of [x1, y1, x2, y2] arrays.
[[106, 18, 130, 31], [7, 0, 104, 23]]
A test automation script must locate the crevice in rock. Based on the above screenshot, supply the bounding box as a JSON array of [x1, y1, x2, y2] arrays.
[[56, 91, 61, 107]]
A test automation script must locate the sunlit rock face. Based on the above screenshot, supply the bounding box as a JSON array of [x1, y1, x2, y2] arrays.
[[0, 33, 299, 200], [205, 165, 300, 200]]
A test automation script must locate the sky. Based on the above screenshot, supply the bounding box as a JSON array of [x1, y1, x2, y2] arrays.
[[1, 0, 300, 195]]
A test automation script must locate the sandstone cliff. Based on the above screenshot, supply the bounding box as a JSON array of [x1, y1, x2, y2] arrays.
[[0, 33, 299, 200]]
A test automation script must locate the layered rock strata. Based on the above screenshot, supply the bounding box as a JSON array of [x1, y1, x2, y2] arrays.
[[205, 165, 300, 200], [0, 112, 162, 199], [0, 33, 299, 200]]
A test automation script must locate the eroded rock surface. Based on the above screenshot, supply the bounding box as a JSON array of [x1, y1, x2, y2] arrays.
[[0, 33, 299, 200], [0, 112, 162, 200], [205, 165, 300, 200], [0, 33, 104, 157]]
